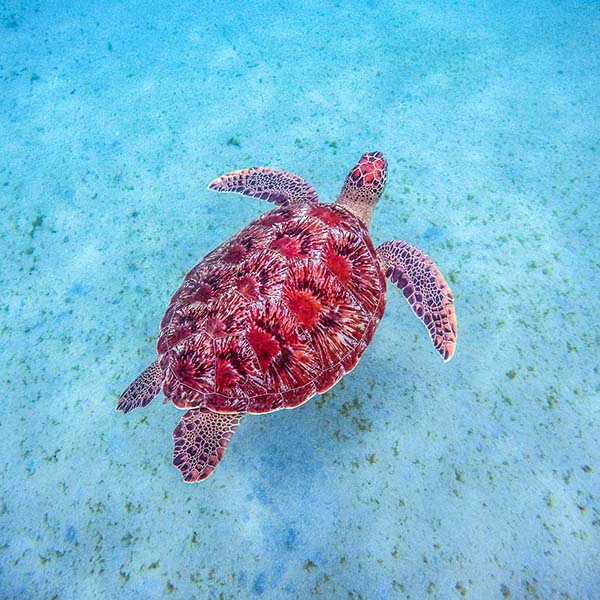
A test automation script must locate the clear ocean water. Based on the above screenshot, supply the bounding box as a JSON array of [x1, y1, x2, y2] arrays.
[[1, 1, 599, 598]]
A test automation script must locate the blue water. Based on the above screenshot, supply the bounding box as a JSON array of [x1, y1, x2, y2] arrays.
[[2, 1, 599, 598]]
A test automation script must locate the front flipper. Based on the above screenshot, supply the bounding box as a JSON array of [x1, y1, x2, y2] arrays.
[[378, 240, 457, 361], [172, 408, 244, 482], [208, 167, 319, 206], [117, 360, 163, 413]]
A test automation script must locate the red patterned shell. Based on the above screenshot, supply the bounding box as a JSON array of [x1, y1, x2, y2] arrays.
[[157, 203, 386, 414]]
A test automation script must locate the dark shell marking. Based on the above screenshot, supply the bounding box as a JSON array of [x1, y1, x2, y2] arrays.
[[159, 203, 386, 414]]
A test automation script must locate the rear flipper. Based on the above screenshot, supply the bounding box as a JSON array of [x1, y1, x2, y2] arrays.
[[172, 409, 244, 482], [116, 360, 163, 413], [378, 240, 457, 361]]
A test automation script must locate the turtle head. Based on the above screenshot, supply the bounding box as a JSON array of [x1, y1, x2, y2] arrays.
[[336, 151, 387, 226]]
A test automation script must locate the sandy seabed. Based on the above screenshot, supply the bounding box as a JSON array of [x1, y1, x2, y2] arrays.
[[1, 1, 599, 598]]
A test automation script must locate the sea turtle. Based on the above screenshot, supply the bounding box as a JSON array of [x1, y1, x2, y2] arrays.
[[117, 152, 457, 482]]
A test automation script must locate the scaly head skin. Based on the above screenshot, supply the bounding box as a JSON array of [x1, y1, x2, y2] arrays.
[[335, 151, 388, 226]]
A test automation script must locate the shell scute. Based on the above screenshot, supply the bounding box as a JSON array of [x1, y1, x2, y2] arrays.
[[169, 335, 213, 395]]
